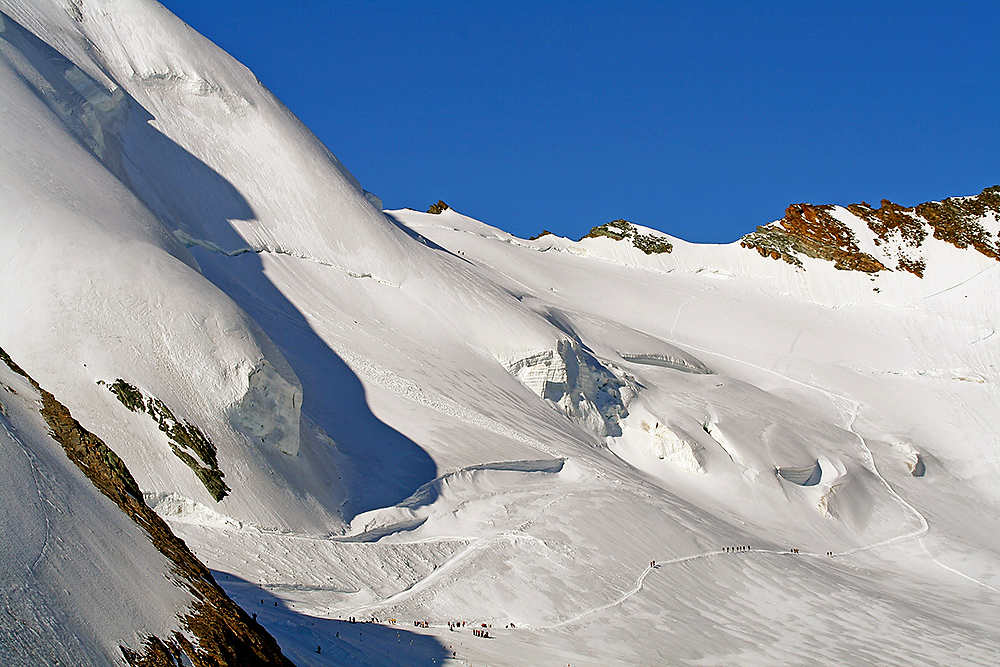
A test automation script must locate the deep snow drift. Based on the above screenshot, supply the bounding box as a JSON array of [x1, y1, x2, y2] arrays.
[[1, 1, 999, 665]]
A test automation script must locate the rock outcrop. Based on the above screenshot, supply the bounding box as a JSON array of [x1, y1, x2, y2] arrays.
[[0, 347, 296, 667], [741, 186, 1000, 276], [582, 219, 673, 255], [741, 203, 886, 272]]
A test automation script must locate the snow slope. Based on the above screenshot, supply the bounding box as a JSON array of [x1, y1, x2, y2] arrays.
[[0, 357, 190, 664], [2, 1, 999, 665]]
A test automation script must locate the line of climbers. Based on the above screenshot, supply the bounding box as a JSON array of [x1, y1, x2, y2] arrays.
[[326, 543, 846, 653]]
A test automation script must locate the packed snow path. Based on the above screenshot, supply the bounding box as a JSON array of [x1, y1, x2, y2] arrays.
[[323, 347, 997, 630], [661, 335, 1000, 592]]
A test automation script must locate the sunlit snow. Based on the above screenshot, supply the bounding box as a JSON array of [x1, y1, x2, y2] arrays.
[[1, 1, 999, 665]]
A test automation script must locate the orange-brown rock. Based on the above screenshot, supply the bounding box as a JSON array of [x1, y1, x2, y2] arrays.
[[741, 203, 886, 272], [916, 187, 1000, 260], [740, 186, 1000, 277]]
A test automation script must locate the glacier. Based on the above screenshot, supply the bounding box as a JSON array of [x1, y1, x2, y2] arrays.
[[1, 1, 1000, 666]]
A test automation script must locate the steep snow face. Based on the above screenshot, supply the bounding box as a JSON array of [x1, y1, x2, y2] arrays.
[[0, 3, 340, 532], [0, 0, 561, 532], [0, 358, 192, 665], [0, 0, 415, 283], [0, 351, 297, 667], [1, 0, 572, 538], [0, 10, 129, 163]]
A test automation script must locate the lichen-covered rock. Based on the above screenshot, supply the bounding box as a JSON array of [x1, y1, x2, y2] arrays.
[[740, 186, 1000, 276], [847, 200, 928, 276], [915, 187, 1000, 260], [741, 203, 886, 273], [582, 219, 673, 255], [103, 379, 230, 501], [583, 219, 634, 241]]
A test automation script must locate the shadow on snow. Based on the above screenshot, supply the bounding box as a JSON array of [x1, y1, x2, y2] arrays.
[[2, 7, 438, 517], [214, 571, 450, 667]]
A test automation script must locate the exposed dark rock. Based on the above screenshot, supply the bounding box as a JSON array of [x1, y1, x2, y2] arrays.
[[741, 186, 1000, 276], [427, 200, 449, 214], [847, 200, 928, 276], [915, 186, 1000, 260], [0, 346, 295, 667], [740, 203, 886, 273], [102, 379, 229, 501], [632, 231, 674, 255], [581, 219, 673, 255], [583, 219, 633, 242]]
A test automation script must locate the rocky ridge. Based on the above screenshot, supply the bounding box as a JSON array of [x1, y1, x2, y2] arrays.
[[740, 185, 1000, 276], [0, 347, 295, 667]]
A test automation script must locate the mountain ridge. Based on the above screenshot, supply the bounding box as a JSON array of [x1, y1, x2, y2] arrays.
[[740, 185, 1000, 276]]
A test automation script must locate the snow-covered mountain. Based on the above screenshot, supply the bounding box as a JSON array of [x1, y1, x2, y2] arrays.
[[2, 1, 999, 665]]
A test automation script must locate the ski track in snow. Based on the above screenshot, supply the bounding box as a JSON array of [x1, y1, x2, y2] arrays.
[[339, 352, 562, 460], [532, 547, 828, 631], [332, 533, 551, 616], [669, 294, 696, 338], [332, 332, 992, 630], [0, 416, 52, 577], [189, 220, 996, 631], [170, 322, 996, 637], [921, 262, 999, 300], [223, 340, 996, 631], [659, 335, 1000, 592], [918, 540, 999, 593], [334, 492, 579, 616]]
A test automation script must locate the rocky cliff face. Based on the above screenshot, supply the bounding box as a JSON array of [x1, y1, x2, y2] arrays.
[[740, 186, 1000, 276]]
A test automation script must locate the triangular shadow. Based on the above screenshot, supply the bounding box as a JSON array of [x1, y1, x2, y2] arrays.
[[214, 570, 450, 666]]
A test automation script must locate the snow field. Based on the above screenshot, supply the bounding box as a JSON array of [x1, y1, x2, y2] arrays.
[[2, 1, 1000, 664]]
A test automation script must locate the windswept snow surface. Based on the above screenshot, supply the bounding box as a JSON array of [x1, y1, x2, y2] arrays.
[[0, 355, 192, 665], [2, 1, 1000, 665]]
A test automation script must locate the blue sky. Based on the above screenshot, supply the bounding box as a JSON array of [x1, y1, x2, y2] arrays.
[[160, 1, 999, 243]]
